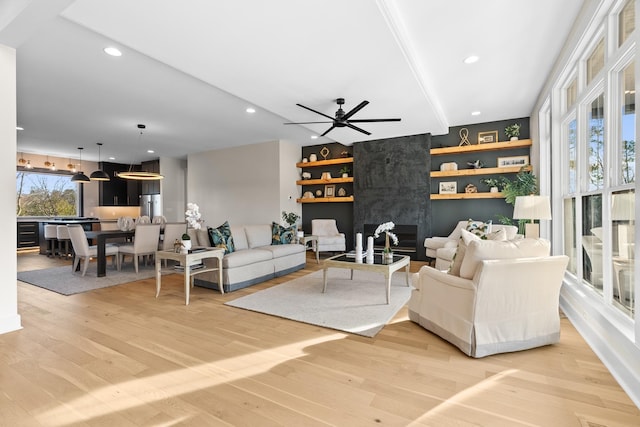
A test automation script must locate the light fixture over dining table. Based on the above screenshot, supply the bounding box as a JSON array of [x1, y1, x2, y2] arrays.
[[116, 124, 164, 181]]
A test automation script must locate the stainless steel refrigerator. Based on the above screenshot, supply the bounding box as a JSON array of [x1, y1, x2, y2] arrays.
[[140, 194, 162, 218]]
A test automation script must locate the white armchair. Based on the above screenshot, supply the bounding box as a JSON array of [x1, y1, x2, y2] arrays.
[[409, 237, 568, 358], [311, 219, 346, 256]]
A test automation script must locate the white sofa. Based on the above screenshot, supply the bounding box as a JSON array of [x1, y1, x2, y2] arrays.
[[189, 224, 306, 292], [424, 220, 518, 270], [409, 236, 569, 358]]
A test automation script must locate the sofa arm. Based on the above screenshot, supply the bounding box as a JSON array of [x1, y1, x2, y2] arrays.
[[417, 265, 475, 291]]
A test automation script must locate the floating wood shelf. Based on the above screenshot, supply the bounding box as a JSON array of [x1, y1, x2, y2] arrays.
[[430, 165, 531, 178], [296, 196, 354, 203], [296, 158, 353, 168], [296, 177, 354, 185], [430, 139, 532, 155], [430, 192, 505, 200]]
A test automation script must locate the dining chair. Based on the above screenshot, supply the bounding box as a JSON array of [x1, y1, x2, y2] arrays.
[[56, 225, 72, 259], [159, 222, 187, 267], [67, 225, 120, 276], [44, 224, 58, 257], [118, 223, 161, 273]]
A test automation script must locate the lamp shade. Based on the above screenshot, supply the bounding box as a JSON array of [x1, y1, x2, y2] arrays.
[[513, 195, 552, 220], [89, 169, 110, 181], [71, 171, 90, 182]]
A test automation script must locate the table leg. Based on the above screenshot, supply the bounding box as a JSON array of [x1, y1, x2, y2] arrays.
[[184, 263, 191, 305], [322, 267, 328, 293], [155, 257, 162, 298], [314, 240, 319, 264], [97, 236, 107, 277], [405, 263, 410, 286], [217, 255, 224, 294], [385, 272, 391, 305]]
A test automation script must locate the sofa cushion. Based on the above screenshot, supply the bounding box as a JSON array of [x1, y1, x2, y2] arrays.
[[448, 229, 507, 276], [259, 243, 304, 258], [230, 225, 248, 250], [271, 222, 296, 245], [208, 221, 235, 254], [222, 248, 272, 269], [459, 238, 551, 279], [245, 225, 273, 248]]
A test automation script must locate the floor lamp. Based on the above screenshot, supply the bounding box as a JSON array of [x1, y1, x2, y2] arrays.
[[513, 195, 552, 238]]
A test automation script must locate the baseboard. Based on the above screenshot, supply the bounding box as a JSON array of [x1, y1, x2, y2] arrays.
[[0, 314, 22, 335], [560, 280, 640, 408]]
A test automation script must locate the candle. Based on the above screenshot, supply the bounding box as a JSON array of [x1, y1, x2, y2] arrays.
[[367, 236, 374, 256], [356, 232, 362, 250]]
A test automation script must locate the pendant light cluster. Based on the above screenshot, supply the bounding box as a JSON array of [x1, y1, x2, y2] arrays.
[[117, 124, 164, 181], [90, 142, 110, 181], [70, 147, 90, 183]]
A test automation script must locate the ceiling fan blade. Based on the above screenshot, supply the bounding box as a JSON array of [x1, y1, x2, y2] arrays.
[[342, 100, 369, 121], [344, 122, 371, 135], [296, 103, 335, 121], [284, 121, 334, 125], [347, 118, 401, 123], [320, 125, 336, 137]]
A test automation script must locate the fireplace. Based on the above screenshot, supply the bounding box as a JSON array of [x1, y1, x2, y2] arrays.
[[363, 224, 418, 259]]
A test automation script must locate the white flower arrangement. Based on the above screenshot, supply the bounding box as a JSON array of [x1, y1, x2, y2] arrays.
[[374, 221, 398, 252], [183, 203, 202, 240]]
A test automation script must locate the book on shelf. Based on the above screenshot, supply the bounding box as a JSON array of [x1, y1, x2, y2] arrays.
[[174, 262, 204, 272]]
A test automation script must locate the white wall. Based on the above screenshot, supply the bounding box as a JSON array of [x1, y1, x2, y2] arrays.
[[1, 44, 21, 334], [187, 140, 300, 227], [279, 139, 302, 224], [160, 156, 186, 222]]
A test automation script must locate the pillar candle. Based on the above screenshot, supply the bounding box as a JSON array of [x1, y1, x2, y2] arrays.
[[356, 232, 362, 250], [367, 236, 374, 256]]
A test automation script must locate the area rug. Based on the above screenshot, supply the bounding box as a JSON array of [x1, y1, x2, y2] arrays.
[[225, 269, 414, 337], [17, 263, 173, 296]]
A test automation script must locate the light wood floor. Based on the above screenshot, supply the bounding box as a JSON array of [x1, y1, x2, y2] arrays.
[[4, 250, 639, 426]]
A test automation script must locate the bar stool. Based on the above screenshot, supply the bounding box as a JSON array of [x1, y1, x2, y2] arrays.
[[56, 225, 72, 259], [44, 224, 58, 257]]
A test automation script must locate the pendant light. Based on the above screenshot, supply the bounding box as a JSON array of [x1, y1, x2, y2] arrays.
[[90, 142, 110, 181], [117, 124, 164, 180], [71, 147, 90, 182]]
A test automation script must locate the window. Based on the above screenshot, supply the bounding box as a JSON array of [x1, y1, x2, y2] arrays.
[[566, 78, 577, 110], [618, 0, 635, 47], [587, 93, 605, 191], [567, 118, 578, 193], [587, 39, 605, 84], [582, 194, 603, 292], [619, 62, 635, 185], [16, 171, 77, 216], [564, 197, 577, 275], [611, 190, 635, 315]]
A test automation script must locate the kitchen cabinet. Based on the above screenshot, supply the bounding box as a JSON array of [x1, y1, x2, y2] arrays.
[[99, 162, 140, 206]]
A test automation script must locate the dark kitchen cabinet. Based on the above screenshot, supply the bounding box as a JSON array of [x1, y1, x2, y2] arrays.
[[99, 162, 140, 206], [140, 160, 161, 194]]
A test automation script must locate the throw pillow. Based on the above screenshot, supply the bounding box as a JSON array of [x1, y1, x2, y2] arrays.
[[448, 229, 507, 276], [208, 221, 235, 254], [465, 218, 491, 239], [271, 222, 296, 245]]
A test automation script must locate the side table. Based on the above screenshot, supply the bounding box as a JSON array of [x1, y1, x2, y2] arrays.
[[301, 235, 319, 264], [155, 248, 225, 305]]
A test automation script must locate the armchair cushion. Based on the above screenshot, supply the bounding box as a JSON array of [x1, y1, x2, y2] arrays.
[[208, 221, 236, 254], [448, 228, 508, 276]]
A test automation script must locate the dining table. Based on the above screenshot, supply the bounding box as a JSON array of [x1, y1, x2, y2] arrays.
[[85, 229, 136, 277]]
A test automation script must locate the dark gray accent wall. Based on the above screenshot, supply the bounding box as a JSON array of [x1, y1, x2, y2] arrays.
[[353, 134, 431, 260]]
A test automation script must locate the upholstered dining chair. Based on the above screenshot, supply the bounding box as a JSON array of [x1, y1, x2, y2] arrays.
[[311, 219, 346, 257], [67, 224, 120, 276], [118, 223, 161, 273], [56, 225, 72, 259]]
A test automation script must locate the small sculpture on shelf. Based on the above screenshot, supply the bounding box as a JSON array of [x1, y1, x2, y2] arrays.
[[465, 183, 478, 193], [467, 159, 483, 169]]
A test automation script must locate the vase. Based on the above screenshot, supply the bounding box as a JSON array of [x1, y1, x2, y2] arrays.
[[490, 186, 499, 193], [383, 233, 393, 261], [181, 239, 191, 253], [510, 136, 519, 141]]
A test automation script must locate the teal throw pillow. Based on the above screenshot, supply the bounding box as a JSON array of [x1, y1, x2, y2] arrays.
[[466, 218, 491, 240], [271, 222, 296, 245], [208, 221, 235, 254]]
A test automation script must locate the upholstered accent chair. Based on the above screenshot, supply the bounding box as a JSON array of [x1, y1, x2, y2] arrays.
[[118, 224, 161, 273], [410, 236, 569, 358], [311, 219, 346, 256]]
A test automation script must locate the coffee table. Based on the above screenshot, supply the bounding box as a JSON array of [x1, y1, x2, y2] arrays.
[[322, 253, 411, 304]]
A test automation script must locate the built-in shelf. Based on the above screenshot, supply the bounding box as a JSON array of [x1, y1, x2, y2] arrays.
[[430, 139, 532, 155], [430, 165, 532, 178], [296, 157, 353, 168], [296, 196, 354, 203], [430, 192, 505, 200], [296, 177, 353, 185]]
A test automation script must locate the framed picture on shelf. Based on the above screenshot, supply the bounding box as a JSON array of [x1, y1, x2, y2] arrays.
[[478, 130, 498, 144], [497, 155, 529, 167], [439, 181, 457, 194], [324, 184, 336, 197]]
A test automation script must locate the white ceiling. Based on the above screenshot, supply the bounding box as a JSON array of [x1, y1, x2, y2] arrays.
[[2, 0, 584, 164]]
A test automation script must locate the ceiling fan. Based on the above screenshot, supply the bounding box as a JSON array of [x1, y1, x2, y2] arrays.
[[284, 97, 401, 137]]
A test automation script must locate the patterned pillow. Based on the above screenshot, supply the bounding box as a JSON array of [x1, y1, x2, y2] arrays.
[[207, 221, 235, 254], [465, 218, 492, 239], [271, 222, 296, 245]]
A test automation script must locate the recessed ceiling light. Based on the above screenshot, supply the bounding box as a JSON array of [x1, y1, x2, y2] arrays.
[[246, 107, 256, 113], [311, 135, 318, 139], [16, 126, 23, 130], [464, 55, 479, 64], [147, 149, 154, 154], [108, 156, 115, 160], [471, 111, 481, 116], [103, 47, 122, 57]]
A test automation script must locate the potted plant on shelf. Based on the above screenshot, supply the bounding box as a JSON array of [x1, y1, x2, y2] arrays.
[[505, 123, 521, 141], [339, 165, 350, 178], [480, 177, 508, 193]]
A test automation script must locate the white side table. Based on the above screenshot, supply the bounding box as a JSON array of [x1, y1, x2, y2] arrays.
[[301, 235, 319, 264], [155, 248, 225, 305]]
